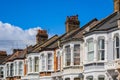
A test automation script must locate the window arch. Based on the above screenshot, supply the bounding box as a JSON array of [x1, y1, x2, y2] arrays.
[[65, 78, 70, 80], [98, 75, 105, 80], [98, 37, 105, 61], [86, 76, 93, 80], [74, 77, 80, 80], [114, 34, 120, 59]]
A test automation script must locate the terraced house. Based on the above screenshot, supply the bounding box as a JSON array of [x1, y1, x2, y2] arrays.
[[0, 0, 120, 80]]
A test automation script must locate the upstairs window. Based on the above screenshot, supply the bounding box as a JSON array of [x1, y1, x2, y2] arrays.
[[57, 51, 61, 70], [48, 53, 52, 70], [14, 62, 17, 75], [19, 61, 23, 75], [98, 39, 105, 61], [0, 67, 3, 78], [65, 45, 71, 66], [74, 44, 80, 65], [29, 58, 32, 72], [10, 63, 14, 76], [41, 54, 45, 71], [34, 57, 39, 72], [115, 36, 120, 59], [7, 64, 9, 76], [87, 39, 94, 62]]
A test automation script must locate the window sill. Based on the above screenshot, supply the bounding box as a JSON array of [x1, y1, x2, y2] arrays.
[[63, 65, 82, 69], [27, 72, 39, 75], [84, 60, 106, 65]]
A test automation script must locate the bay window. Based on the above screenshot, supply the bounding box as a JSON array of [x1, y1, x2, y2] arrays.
[[19, 61, 23, 75], [41, 54, 45, 71], [115, 36, 120, 59], [34, 57, 39, 72], [98, 39, 105, 60], [65, 45, 71, 66], [48, 53, 52, 70], [74, 44, 80, 65], [87, 39, 94, 62]]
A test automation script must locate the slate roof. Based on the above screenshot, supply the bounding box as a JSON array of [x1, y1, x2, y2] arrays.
[[43, 18, 99, 50], [85, 11, 120, 36], [30, 35, 59, 53]]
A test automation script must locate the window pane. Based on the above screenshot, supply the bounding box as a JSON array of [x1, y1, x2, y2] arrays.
[[19, 62, 23, 75], [98, 50, 105, 60], [99, 39, 105, 49], [88, 52, 94, 61], [98, 78, 104, 80], [41, 54, 45, 71], [116, 36, 119, 47], [88, 41, 94, 51], [35, 57, 39, 72], [117, 48, 119, 58], [65, 45, 71, 66]]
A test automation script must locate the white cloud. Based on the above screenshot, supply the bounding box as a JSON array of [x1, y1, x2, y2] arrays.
[[0, 21, 42, 54]]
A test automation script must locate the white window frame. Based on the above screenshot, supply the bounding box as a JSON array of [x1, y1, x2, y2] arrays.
[[29, 57, 32, 72], [74, 44, 80, 65], [19, 61, 23, 76], [87, 39, 94, 62], [57, 50, 61, 70], [41, 54, 45, 71], [65, 45, 71, 66], [98, 38, 105, 61], [34, 57, 39, 72], [47, 53, 53, 71], [114, 35, 120, 59]]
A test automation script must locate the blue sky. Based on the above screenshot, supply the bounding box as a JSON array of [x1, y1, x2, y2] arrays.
[[0, 0, 113, 35]]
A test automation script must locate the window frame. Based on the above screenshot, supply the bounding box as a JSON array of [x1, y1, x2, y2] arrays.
[[74, 44, 80, 65], [65, 45, 71, 66], [47, 53, 53, 71], [114, 35, 120, 59], [87, 39, 94, 62], [41, 54, 45, 71], [98, 38, 105, 61], [19, 61, 23, 76], [34, 57, 39, 72]]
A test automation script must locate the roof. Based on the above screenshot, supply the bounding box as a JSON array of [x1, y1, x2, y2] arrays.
[[43, 18, 99, 50], [60, 18, 99, 43], [30, 35, 59, 53], [85, 11, 120, 36]]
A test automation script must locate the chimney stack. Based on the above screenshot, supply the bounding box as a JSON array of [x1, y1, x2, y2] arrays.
[[114, 0, 120, 12], [65, 15, 80, 33], [36, 29, 48, 44]]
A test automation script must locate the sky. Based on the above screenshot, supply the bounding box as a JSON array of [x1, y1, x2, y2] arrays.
[[0, 0, 114, 54]]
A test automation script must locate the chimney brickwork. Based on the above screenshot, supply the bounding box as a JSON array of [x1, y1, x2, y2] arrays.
[[65, 15, 80, 33], [114, 0, 120, 12], [36, 29, 48, 44]]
